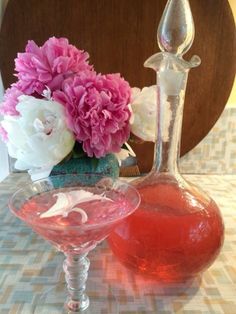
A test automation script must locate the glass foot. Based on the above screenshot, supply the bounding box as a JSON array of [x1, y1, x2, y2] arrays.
[[32, 279, 118, 313]]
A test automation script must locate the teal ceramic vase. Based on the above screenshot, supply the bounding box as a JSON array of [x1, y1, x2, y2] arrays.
[[50, 154, 119, 186]]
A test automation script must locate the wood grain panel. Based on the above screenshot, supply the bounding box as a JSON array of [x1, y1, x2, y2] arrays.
[[0, 0, 235, 173]]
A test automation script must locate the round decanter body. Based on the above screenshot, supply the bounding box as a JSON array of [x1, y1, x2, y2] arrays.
[[108, 173, 224, 282]]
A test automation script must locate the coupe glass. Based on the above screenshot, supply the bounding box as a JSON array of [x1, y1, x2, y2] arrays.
[[9, 174, 140, 313]]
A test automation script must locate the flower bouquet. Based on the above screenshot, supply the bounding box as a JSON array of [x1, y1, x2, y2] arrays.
[[0, 37, 156, 180]]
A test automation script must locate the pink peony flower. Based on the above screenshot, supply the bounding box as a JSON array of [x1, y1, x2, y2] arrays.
[[0, 125, 8, 143], [0, 83, 24, 116], [15, 37, 92, 95], [53, 71, 131, 158]]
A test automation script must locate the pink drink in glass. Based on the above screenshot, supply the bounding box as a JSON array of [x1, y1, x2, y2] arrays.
[[17, 187, 133, 253]]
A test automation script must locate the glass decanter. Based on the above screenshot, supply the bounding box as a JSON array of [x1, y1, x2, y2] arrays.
[[108, 0, 224, 283]]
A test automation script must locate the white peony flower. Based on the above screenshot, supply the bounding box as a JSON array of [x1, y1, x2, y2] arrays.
[[1, 95, 75, 179], [130, 85, 157, 142]]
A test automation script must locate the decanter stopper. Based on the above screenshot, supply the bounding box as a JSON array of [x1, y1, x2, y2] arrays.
[[145, 0, 200, 71], [157, 0, 195, 56]]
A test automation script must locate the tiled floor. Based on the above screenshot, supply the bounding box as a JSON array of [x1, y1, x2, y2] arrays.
[[0, 174, 235, 313]]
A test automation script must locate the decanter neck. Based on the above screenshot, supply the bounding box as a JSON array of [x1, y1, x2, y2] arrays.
[[151, 68, 188, 175], [144, 0, 200, 176]]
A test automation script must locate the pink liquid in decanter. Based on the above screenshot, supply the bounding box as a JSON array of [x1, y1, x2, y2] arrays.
[[108, 180, 224, 283]]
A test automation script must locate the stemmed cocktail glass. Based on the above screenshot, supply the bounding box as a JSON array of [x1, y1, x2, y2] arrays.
[[9, 174, 140, 313]]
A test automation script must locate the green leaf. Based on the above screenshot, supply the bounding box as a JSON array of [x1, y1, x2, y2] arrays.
[[72, 142, 86, 159], [90, 157, 99, 170]]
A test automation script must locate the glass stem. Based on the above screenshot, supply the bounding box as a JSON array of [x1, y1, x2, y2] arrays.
[[63, 253, 90, 312]]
